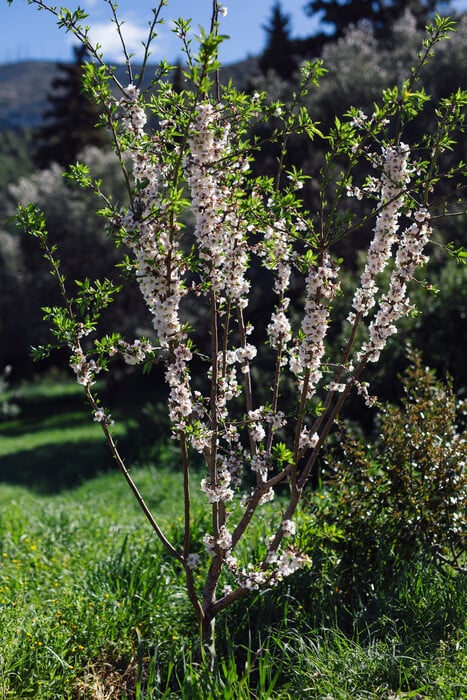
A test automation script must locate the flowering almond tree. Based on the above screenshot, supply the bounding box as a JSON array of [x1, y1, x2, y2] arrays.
[[9, 0, 467, 655]]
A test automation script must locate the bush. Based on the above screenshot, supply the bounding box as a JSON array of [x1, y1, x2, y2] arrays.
[[314, 351, 467, 603]]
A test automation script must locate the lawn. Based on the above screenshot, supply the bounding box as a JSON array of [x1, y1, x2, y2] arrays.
[[0, 377, 465, 698]]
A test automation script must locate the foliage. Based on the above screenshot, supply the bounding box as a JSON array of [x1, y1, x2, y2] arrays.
[[316, 352, 467, 608], [3, 145, 147, 373], [305, 0, 442, 41], [0, 128, 34, 204], [248, 10, 467, 279]]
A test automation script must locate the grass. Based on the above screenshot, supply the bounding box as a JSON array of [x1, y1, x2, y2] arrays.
[[0, 374, 135, 492], [0, 376, 466, 698]]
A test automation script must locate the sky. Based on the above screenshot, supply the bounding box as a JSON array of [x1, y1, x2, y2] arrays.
[[0, 0, 321, 65], [0, 0, 466, 66]]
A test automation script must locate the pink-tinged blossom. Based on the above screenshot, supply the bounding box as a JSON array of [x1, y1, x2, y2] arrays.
[[93, 408, 105, 422], [221, 450, 244, 487], [262, 219, 292, 295], [118, 83, 146, 136], [203, 527, 232, 558], [299, 428, 319, 452], [93, 407, 114, 426], [290, 254, 340, 398], [273, 547, 309, 579], [116, 85, 199, 439], [267, 307, 292, 352], [184, 103, 250, 308], [70, 350, 100, 387], [258, 487, 275, 505], [238, 564, 268, 590], [236, 343, 257, 365], [217, 525, 232, 551], [203, 533, 216, 556], [237, 546, 308, 590], [186, 553, 200, 570], [201, 469, 234, 503], [281, 519, 296, 536], [361, 209, 431, 363], [119, 339, 153, 365], [117, 84, 186, 349], [267, 410, 286, 431], [250, 452, 270, 480], [262, 219, 293, 361], [350, 143, 411, 321], [350, 110, 368, 128], [328, 381, 346, 393], [248, 408, 267, 444]]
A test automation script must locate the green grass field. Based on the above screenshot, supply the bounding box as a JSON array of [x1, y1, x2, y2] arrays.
[[0, 377, 465, 698]]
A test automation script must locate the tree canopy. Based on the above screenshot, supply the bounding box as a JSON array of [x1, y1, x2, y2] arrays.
[[305, 0, 444, 39], [33, 45, 108, 169], [259, 1, 298, 79]]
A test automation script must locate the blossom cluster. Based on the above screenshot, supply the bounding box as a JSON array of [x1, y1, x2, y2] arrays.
[[117, 85, 186, 347], [88, 60, 439, 610], [200, 468, 234, 503], [115, 85, 197, 432], [107, 90, 432, 605], [362, 209, 431, 362], [118, 339, 153, 366], [350, 143, 412, 322], [289, 253, 340, 400], [93, 407, 115, 426], [226, 545, 308, 591], [70, 349, 100, 387], [184, 103, 250, 308], [203, 525, 233, 556]]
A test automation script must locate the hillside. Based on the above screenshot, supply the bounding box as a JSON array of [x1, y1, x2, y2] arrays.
[[0, 61, 59, 129], [0, 57, 260, 131]]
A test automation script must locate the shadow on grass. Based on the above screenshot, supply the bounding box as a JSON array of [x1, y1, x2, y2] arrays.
[[1, 392, 90, 438], [0, 437, 117, 493], [0, 373, 163, 493]]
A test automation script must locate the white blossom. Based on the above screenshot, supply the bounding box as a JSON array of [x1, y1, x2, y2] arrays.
[[350, 143, 411, 321], [217, 525, 232, 551], [290, 254, 340, 398], [186, 553, 200, 570], [184, 102, 250, 308], [281, 519, 296, 536], [200, 469, 234, 503], [361, 210, 431, 363]]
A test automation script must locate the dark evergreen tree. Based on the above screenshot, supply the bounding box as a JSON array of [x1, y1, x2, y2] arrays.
[[33, 45, 108, 169], [305, 0, 445, 40], [259, 2, 298, 80], [171, 59, 186, 94]]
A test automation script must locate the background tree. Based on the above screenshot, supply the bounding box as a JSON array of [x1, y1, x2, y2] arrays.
[[171, 59, 186, 94], [4, 146, 146, 375], [33, 45, 108, 169], [305, 0, 445, 41], [259, 1, 298, 79]]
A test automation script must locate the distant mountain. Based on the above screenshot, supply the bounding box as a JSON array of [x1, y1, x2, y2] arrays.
[[0, 57, 260, 131], [0, 61, 59, 130]]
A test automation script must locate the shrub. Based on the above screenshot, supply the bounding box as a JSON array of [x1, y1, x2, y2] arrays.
[[318, 351, 467, 604]]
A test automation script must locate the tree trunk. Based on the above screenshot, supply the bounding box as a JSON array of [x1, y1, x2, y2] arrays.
[[200, 610, 216, 667]]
